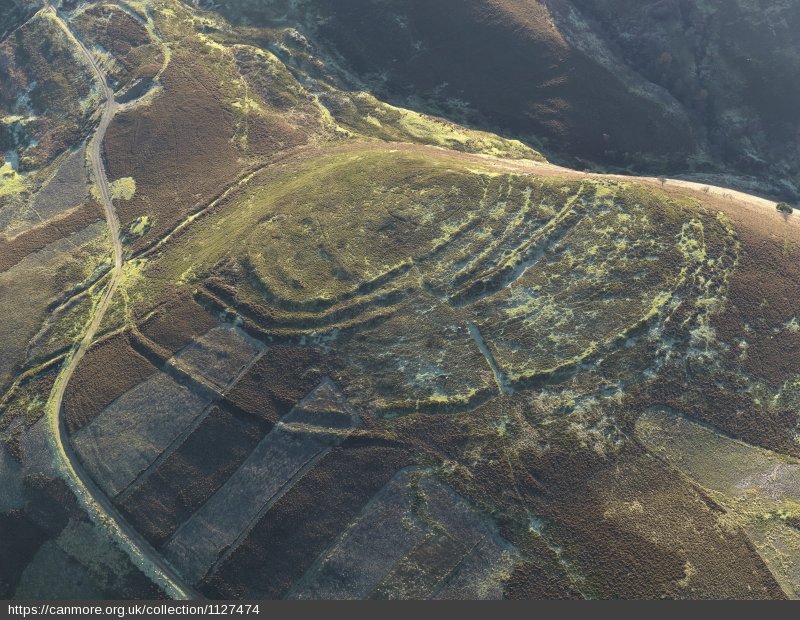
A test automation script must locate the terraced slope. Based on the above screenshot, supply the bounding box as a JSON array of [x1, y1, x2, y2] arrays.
[[59, 136, 800, 598], [1, 0, 799, 600]]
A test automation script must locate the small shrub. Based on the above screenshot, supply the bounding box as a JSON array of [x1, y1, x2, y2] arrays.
[[776, 202, 794, 215]]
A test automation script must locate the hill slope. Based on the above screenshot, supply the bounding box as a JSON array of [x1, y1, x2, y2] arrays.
[[0, 0, 799, 600], [204, 0, 800, 202]]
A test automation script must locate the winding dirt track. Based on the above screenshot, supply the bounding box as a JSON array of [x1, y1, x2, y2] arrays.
[[43, 4, 196, 600]]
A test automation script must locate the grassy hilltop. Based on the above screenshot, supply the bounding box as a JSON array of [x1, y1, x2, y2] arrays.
[[1, 0, 800, 600]]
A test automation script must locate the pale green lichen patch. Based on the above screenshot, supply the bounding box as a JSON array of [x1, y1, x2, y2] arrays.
[[110, 177, 136, 201], [128, 216, 152, 239], [0, 162, 26, 197]]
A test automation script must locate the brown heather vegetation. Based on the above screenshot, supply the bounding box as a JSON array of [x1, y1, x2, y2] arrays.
[[73, 4, 163, 89], [138, 292, 218, 355], [713, 219, 800, 389], [529, 446, 784, 598], [4, 0, 800, 600], [202, 439, 413, 599], [63, 332, 158, 435], [503, 562, 582, 599], [635, 189, 800, 455], [0, 12, 95, 169], [0, 203, 102, 273], [118, 403, 269, 548], [642, 378, 799, 458], [382, 391, 787, 598], [103, 49, 246, 249], [222, 346, 335, 425], [102, 11, 324, 253]]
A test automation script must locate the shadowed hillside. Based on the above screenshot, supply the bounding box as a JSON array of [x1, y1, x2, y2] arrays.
[[0, 0, 799, 601], [202, 0, 800, 202]]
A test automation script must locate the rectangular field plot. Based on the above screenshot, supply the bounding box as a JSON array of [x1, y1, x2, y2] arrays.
[[139, 292, 218, 355], [164, 380, 359, 584], [117, 404, 268, 547], [31, 148, 89, 223], [223, 346, 332, 425], [71, 372, 213, 497], [291, 471, 519, 600], [288, 469, 429, 600], [637, 408, 800, 500], [173, 325, 265, 389], [371, 530, 471, 599], [201, 441, 412, 599], [637, 408, 800, 598], [64, 333, 158, 435], [408, 478, 519, 600]]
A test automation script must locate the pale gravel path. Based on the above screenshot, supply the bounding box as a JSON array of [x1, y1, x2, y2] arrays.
[[43, 3, 197, 600]]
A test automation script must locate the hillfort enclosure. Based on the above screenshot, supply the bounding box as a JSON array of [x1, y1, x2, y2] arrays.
[[1, 0, 799, 603]]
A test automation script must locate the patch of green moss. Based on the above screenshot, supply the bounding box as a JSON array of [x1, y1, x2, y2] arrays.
[[0, 162, 26, 197], [110, 177, 136, 201], [320, 89, 544, 161]]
